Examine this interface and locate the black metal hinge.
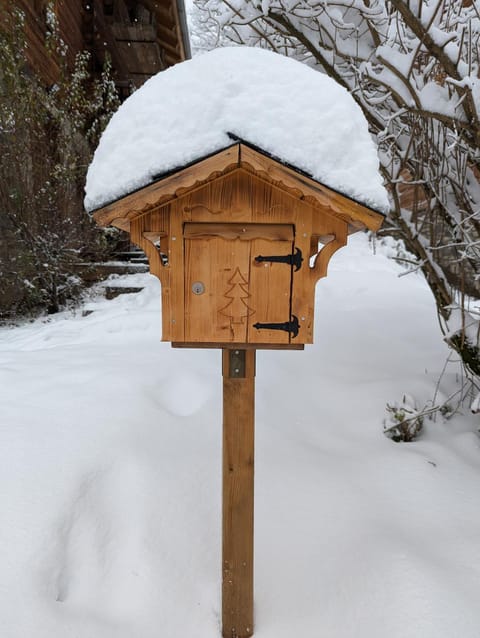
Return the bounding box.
[253,315,300,338]
[255,247,303,272]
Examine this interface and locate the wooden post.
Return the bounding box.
[222,348,256,638]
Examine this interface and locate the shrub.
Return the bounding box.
[384,395,424,443]
[0,4,119,318]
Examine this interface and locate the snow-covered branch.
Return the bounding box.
[191,0,480,384]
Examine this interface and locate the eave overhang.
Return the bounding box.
[91,141,386,233]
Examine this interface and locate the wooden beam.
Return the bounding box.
[183,222,294,241]
[169,0,188,61]
[222,349,256,638]
[156,21,180,49]
[115,40,163,75]
[111,23,157,41]
[151,2,175,26]
[172,342,304,350]
[163,51,182,67]
[158,38,180,58]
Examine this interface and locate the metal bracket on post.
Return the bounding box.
[229,349,246,378]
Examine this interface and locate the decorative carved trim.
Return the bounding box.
[218,267,256,325]
[183,204,224,216]
[310,228,348,281]
[92,144,384,234]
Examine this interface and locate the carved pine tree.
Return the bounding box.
[219,267,255,324]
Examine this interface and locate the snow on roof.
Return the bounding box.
[84,46,389,214]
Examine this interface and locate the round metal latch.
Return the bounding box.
[192,281,205,295]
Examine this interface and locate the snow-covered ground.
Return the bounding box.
[1,233,479,638]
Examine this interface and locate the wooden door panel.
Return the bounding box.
[184,236,252,342]
[184,224,295,344]
[247,238,293,344]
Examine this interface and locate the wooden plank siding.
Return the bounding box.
[1,0,190,90]
[0,0,85,84]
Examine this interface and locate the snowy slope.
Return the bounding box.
[1,234,479,638]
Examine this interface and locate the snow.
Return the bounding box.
[1,234,480,637]
[84,47,389,214]
[419,81,458,117]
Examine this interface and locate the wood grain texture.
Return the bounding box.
[125,170,351,345]
[238,144,385,231]
[4,0,82,84]
[5,0,187,91]
[183,223,294,344]
[92,146,241,227]
[93,146,384,347]
[129,205,173,339]
[222,349,256,638]
[310,225,348,282]
[171,342,304,350]
[168,199,186,342]
[248,237,293,345]
[184,235,251,342]
[92,145,384,234]
[184,222,293,241]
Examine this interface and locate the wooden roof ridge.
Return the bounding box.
[92,141,386,232]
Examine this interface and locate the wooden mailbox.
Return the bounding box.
[93,140,384,349]
[93,139,384,638]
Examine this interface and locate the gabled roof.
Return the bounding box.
[85,47,389,213]
[92,141,385,233]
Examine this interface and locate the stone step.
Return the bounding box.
[104,286,145,300]
[75,261,149,284]
[114,251,149,263]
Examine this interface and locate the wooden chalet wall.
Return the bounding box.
[0,0,190,316]
[86,0,190,94]
[1,0,190,92]
[0,1,84,84]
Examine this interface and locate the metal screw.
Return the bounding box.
[192,281,205,295]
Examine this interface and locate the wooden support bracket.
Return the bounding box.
[310,228,348,281]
